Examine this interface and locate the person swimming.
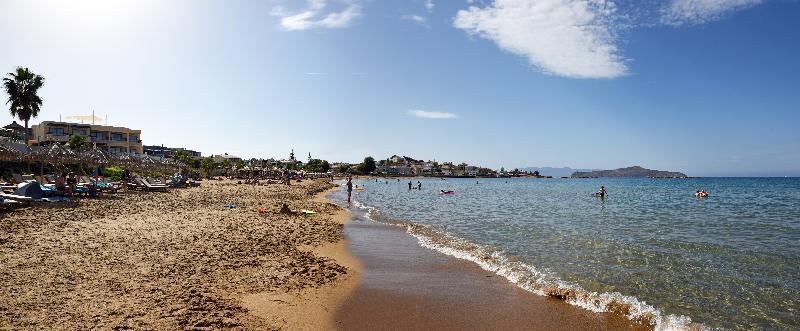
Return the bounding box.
[596,186,606,197]
[440,190,454,194]
[695,190,708,198]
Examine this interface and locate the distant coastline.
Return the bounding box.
[570,166,688,178]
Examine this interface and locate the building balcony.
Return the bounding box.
[42,134,69,142]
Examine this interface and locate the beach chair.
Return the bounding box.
[1,185,16,193]
[168,177,186,188]
[126,179,142,190]
[146,177,168,186]
[95,178,117,193]
[0,193,39,203]
[135,177,168,192]
[21,174,35,182]
[80,176,93,186]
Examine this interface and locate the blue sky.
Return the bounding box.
[1,0,798,176]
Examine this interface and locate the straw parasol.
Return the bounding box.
[114,152,135,168]
[82,148,112,167]
[30,143,77,165]
[0,141,18,161]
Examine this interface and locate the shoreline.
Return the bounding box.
[324,187,650,331]
[1,180,653,329]
[239,185,363,329]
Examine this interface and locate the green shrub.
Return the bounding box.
[104,166,123,181]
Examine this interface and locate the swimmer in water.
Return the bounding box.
[596,186,606,197]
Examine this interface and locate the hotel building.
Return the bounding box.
[30,121,143,155]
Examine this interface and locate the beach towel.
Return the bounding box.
[14,182,45,199]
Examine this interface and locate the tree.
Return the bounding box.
[201,156,215,178]
[3,67,44,145]
[334,163,351,174]
[174,150,195,168]
[304,159,331,173]
[67,134,88,151]
[358,156,376,174]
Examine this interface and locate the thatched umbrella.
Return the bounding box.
[114,152,135,169]
[30,143,76,165]
[139,154,159,175]
[0,141,21,162]
[82,148,112,168]
[27,143,76,176]
[160,157,182,179]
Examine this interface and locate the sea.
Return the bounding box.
[330,177,800,330]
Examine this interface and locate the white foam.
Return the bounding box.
[349,199,705,331]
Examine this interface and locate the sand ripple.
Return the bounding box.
[0,180,346,330]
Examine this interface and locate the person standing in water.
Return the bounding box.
[346,177,353,203]
[597,186,606,197]
[408,181,412,190]
[417,181,422,190]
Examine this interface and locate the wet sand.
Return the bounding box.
[335,212,649,331]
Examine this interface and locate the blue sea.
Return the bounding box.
[332,177,800,330]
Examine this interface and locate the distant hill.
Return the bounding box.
[521,166,598,178]
[570,166,687,178]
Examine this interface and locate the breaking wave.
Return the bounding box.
[350,199,705,331]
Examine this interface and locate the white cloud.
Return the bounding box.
[425,0,435,12]
[401,14,428,26]
[661,0,762,25]
[271,0,362,31]
[409,110,459,119]
[453,0,628,79]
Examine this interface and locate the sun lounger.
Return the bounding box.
[21,174,35,182]
[80,176,93,185]
[146,177,168,186]
[126,179,143,190]
[94,179,117,193]
[135,178,168,192]
[0,192,42,202]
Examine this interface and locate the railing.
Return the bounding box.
[43,134,70,142]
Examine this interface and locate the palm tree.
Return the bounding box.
[3,67,45,145]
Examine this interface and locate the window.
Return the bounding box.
[49,128,65,136]
[129,135,138,142]
[109,147,124,155]
[111,133,124,141]
[90,132,102,141]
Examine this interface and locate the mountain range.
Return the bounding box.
[570,166,688,178]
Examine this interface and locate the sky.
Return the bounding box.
[0,0,798,176]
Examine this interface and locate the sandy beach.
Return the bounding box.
[0,180,358,330]
[1,179,650,330]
